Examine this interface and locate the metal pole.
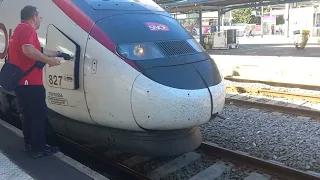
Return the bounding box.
[222,13,225,31]
[199,6,203,46]
[261,6,264,38]
[285,3,290,37]
[218,9,221,31]
[287,3,290,38]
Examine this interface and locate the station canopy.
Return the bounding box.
[157,0,312,13]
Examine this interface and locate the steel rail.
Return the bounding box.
[225,77,320,91]
[2,113,151,180]
[6,111,320,180]
[226,86,320,103]
[225,98,320,119]
[200,142,320,180]
[56,134,151,180]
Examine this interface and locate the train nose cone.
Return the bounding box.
[192,59,226,113]
[131,63,213,130]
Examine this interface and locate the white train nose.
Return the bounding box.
[131,73,213,130]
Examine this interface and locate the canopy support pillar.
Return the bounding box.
[218,9,221,31]
[199,6,204,46]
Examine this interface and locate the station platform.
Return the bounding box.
[0,119,108,180]
[209,36,320,86]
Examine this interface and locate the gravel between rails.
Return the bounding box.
[200,104,320,174]
[215,166,255,180]
[163,152,219,180]
[224,79,320,96]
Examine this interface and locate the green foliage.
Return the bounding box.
[232,6,270,24]
[276,15,285,25]
[250,16,261,24]
[232,8,253,24]
[263,6,271,12]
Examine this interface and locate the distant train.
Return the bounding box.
[0,0,226,156]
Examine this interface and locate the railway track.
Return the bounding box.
[224,77,320,91]
[73,140,320,180]
[226,86,320,103]
[4,112,320,180]
[224,77,320,119]
[225,87,320,119]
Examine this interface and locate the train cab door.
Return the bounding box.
[44,24,82,136]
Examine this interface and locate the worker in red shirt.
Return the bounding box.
[8,5,71,159]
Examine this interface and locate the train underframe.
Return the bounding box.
[0,89,203,156]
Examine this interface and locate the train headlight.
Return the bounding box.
[116,42,164,60]
[133,45,144,57]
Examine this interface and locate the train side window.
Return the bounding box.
[45,24,80,90]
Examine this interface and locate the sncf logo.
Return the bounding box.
[0,23,12,59]
[145,22,169,31]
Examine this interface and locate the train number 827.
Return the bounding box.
[48,75,62,86]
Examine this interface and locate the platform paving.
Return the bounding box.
[207,40,320,86]
[0,119,108,180]
[0,150,34,180]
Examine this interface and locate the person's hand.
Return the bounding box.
[60,52,72,60]
[57,51,72,60]
[48,58,61,67]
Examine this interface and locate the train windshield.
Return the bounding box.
[95,13,192,44]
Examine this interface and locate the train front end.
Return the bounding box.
[79,0,226,155]
[106,14,226,130]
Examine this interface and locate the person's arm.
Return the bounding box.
[42,47,60,57]
[42,47,72,60]
[19,27,60,66]
[22,45,60,66]
[22,45,52,64]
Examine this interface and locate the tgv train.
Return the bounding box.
[0,0,226,156]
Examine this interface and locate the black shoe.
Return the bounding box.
[44,145,59,155]
[29,151,47,159]
[28,145,59,159]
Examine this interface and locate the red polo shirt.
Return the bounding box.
[8,23,43,85]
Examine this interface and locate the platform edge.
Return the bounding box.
[0,119,109,180]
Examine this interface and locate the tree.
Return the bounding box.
[263,6,271,13]
[276,15,285,25]
[249,15,261,24]
[232,8,253,24]
[231,6,271,24]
